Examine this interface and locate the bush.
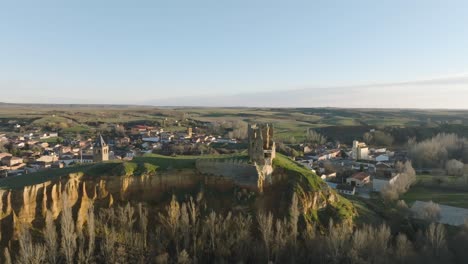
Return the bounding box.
[139,163,158,175]
[113,162,138,176]
[446,159,464,176]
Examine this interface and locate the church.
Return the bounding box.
[93,134,109,162]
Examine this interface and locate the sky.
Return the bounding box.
[1,0,468,108]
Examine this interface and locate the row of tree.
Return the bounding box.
[2,192,468,264]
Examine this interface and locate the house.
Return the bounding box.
[336,184,356,195]
[215,138,237,144]
[131,125,154,134]
[58,146,72,155]
[51,162,64,169]
[36,155,58,163]
[117,137,131,145]
[375,154,389,162]
[320,172,337,181]
[36,142,49,148]
[1,156,23,167]
[28,161,51,170]
[142,136,160,143]
[315,149,341,161]
[347,172,370,187]
[303,145,314,154]
[375,162,393,178]
[60,152,75,159]
[373,173,400,192]
[0,153,12,160]
[39,132,58,139]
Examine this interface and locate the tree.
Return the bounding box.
[305,130,326,145]
[61,192,77,264]
[394,233,414,263]
[419,201,441,222]
[17,225,47,264]
[425,223,447,258]
[446,159,464,176]
[257,212,274,261]
[381,161,416,202]
[409,133,467,168]
[363,132,373,145]
[44,210,58,264]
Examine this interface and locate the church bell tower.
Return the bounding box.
[93,134,109,162]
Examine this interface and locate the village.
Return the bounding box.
[295,138,406,198]
[0,122,237,176]
[0,118,409,201]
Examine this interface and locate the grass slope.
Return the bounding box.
[272,154,355,224]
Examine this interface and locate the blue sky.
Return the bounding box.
[1,0,468,107]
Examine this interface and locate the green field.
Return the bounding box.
[402,186,468,209]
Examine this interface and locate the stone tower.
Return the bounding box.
[187,127,193,138]
[248,123,276,165]
[93,134,109,162]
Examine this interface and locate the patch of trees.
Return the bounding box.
[113,162,158,176]
[156,143,218,156]
[363,131,394,147]
[408,133,468,171]
[207,120,248,140]
[2,193,468,263]
[304,130,326,145]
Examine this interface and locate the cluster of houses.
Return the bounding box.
[298,139,403,197]
[0,134,110,177]
[0,124,240,177]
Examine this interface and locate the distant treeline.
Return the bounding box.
[315,124,468,146]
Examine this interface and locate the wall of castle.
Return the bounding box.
[196,159,260,187]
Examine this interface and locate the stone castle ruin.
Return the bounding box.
[196,123,276,192]
[248,123,276,166]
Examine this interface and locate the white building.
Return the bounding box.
[375,154,389,162]
[372,173,400,192]
[352,140,369,160]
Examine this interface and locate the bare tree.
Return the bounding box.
[419,201,441,222]
[446,159,464,176]
[138,203,148,250]
[86,205,96,263]
[159,196,181,254]
[257,211,274,261]
[425,223,447,258]
[4,248,12,264]
[177,249,191,264]
[289,193,299,246]
[305,130,326,145]
[394,233,414,263]
[17,225,47,264]
[44,210,58,264]
[60,192,77,264]
[325,219,351,264]
[101,225,117,263]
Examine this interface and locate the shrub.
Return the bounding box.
[114,162,138,176]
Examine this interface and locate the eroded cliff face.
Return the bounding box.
[0,165,354,245]
[0,170,211,244]
[259,169,355,227]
